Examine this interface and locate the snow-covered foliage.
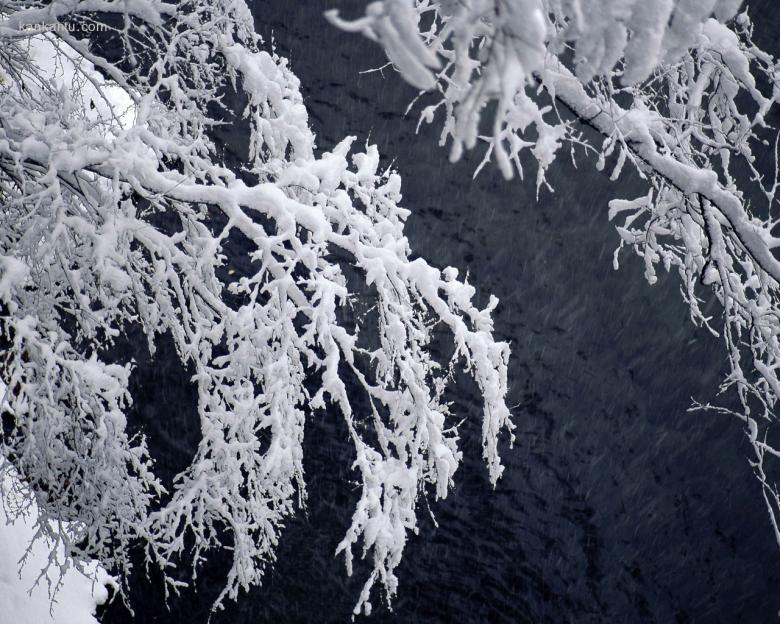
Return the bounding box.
[1,452,114,624]
[327,0,748,183]
[331,0,780,555]
[0,0,513,616]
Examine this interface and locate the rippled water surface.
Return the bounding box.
[103,2,780,622]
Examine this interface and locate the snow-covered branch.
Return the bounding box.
[331,0,780,557]
[0,0,513,615]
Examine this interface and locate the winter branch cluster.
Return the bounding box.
[0,0,512,616]
[331,0,780,573]
[0,0,779,618]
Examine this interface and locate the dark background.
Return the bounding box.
[103,2,780,622]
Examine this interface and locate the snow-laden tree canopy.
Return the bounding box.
[330,0,780,553]
[0,0,513,616]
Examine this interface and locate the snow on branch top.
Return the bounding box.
[328,0,751,182]
[328,0,745,90]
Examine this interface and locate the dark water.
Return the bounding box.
[103,2,780,622]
